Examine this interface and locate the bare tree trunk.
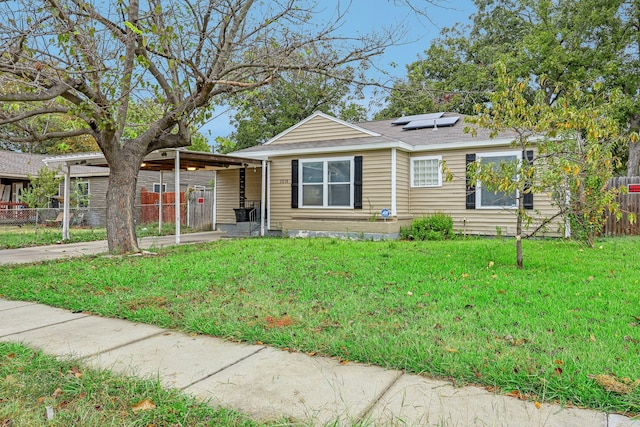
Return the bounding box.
[105,155,142,253]
[627,115,640,177]
[516,196,524,270]
[628,142,640,177]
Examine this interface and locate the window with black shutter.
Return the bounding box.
[465,153,476,209]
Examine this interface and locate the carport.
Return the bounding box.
[44,149,264,243]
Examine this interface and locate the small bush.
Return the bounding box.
[402,212,454,241]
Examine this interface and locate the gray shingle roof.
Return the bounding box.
[0,150,108,179]
[233,113,519,156]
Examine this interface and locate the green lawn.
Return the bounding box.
[2,237,639,416]
[0,342,260,426]
[0,223,193,249]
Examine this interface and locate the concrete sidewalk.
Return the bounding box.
[0,299,638,426]
[0,231,226,265]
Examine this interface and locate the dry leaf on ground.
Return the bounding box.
[132,399,156,412]
[594,374,640,395]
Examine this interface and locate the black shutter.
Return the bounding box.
[465,153,476,209]
[291,159,299,209]
[354,156,363,209]
[523,150,534,210]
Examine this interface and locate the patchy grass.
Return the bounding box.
[0,342,260,426]
[0,223,193,249]
[2,237,640,416]
[0,226,107,249]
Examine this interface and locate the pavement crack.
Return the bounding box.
[79,330,168,359]
[353,370,404,425]
[179,345,267,391]
[0,313,92,339]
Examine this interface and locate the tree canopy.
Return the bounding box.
[0,0,410,253]
[217,69,367,153]
[378,0,640,175]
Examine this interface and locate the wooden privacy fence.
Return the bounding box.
[603,176,640,236]
[187,190,213,231]
[140,189,186,225]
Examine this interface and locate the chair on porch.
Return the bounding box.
[46,212,73,226]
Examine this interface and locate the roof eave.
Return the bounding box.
[231,136,532,158]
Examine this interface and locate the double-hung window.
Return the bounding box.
[411,155,442,187]
[476,151,520,209]
[153,183,167,193]
[300,158,353,208]
[72,179,90,207]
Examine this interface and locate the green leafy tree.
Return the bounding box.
[19,167,63,232]
[0,0,404,253]
[539,87,631,246]
[219,70,367,153]
[466,64,624,268]
[381,0,640,174]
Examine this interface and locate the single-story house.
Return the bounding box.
[217,111,561,239]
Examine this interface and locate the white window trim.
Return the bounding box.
[72,178,90,208]
[475,150,521,210]
[411,155,442,188]
[299,156,354,209]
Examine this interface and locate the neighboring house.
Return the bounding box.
[218,111,560,238]
[0,150,215,226]
[0,150,55,203]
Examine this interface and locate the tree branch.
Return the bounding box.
[0,82,74,102]
[0,106,70,125]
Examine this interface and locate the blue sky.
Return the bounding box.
[203,0,476,142]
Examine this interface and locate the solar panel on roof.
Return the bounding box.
[391,112,444,126]
[402,116,460,130]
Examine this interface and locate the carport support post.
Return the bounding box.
[212,171,217,231]
[260,160,266,236]
[174,150,181,244]
[62,164,71,241]
[158,171,163,234]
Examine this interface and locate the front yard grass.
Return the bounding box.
[2,237,639,416]
[0,222,194,249]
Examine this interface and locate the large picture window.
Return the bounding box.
[476,151,520,209]
[411,156,442,187]
[300,158,353,208]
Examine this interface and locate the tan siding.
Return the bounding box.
[409,147,561,236]
[268,150,393,230]
[362,150,392,217]
[395,150,411,217]
[271,116,372,145]
[216,169,239,224]
[244,166,262,206]
[215,167,263,224]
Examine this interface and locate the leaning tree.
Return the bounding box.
[0,0,413,253]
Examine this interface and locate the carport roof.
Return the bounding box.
[44,149,262,171]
